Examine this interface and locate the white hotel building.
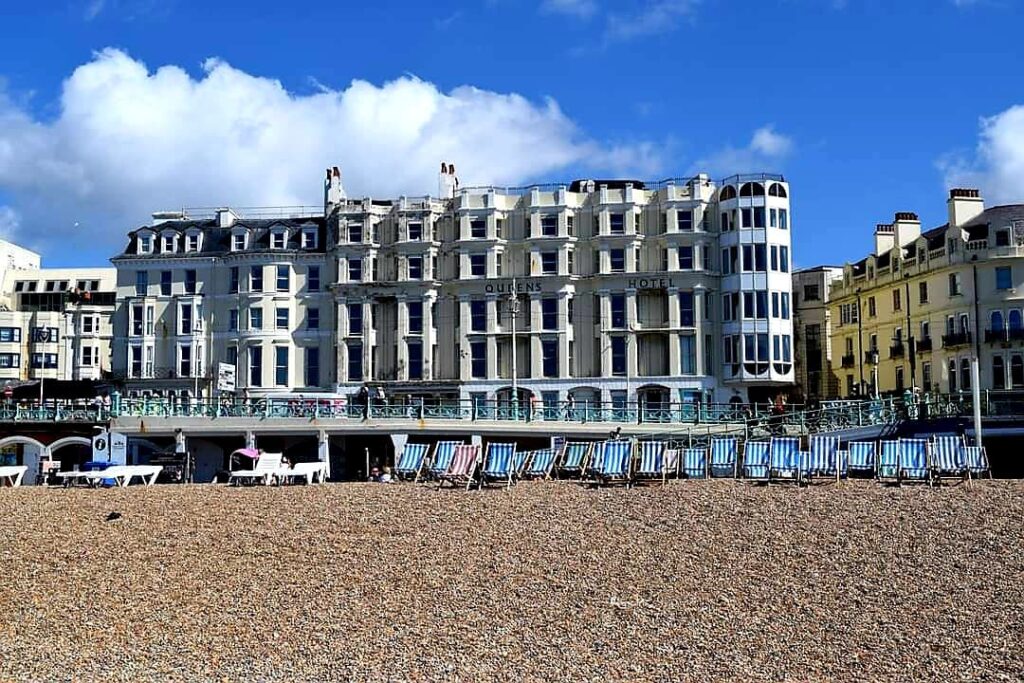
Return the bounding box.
[111,166,795,409]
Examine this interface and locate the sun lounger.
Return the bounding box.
[427,441,463,480]
[480,442,517,488]
[395,443,430,482]
[592,440,632,486]
[278,461,327,485]
[964,445,990,479]
[522,448,557,479]
[438,444,480,490]
[769,437,801,482]
[56,467,112,487]
[101,465,163,487]
[847,441,876,476]
[633,441,666,483]
[0,465,27,487]
[878,440,900,482]
[899,438,930,484]
[931,435,966,484]
[804,435,841,483]
[742,441,770,480]
[559,442,592,479]
[709,437,738,478]
[229,452,283,486]
[681,447,707,479]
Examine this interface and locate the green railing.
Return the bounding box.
[0,405,110,422]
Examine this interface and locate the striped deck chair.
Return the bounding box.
[847,441,876,476]
[964,445,990,480]
[593,440,633,486]
[559,442,592,479]
[634,441,666,483]
[663,448,680,480]
[480,442,517,488]
[395,443,430,482]
[438,444,481,490]
[769,436,801,482]
[878,440,900,482]
[742,441,770,480]
[931,435,966,484]
[803,435,841,483]
[427,441,463,480]
[898,438,930,484]
[709,437,738,478]
[681,447,707,479]
[513,449,531,478]
[522,448,557,479]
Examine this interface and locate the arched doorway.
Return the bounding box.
[637,384,672,422]
[494,386,534,419]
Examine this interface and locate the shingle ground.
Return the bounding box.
[1,480,1021,682]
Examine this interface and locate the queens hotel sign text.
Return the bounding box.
[483,277,676,295]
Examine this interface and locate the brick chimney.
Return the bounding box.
[874,223,895,256]
[892,211,921,249]
[947,188,984,228]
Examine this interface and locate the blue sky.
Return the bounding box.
[0,0,1022,267]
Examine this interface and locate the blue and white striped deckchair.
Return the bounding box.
[769,436,801,481]
[395,443,430,481]
[899,438,930,484]
[559,442,592,478]
[709,437,738,478]
[481,442,517,488]
[523,448,557,479]
[663,448,680,480]
[878,440,900,482]
[594,440,633,485]
[742,441,770,480]
[513,449,531,477]
[804,435,841,482]
[427,441,463,480]
[964,445,990,479]
[634,441,666,482]
[931,435,966,483]
[681,447,707,479]
[847,441,876,475]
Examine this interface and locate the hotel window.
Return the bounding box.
[678,246,694,270]
[923,361,932,390]
[470,340,487,378]
[348,258,363,282]
[81,315,96,334]
[305,347,319,386]
[179,345,192,377]
[348,304,363,335]
[680,336,696,374]
[408,301,423,334]
[470,300,487,332]
[611,294,626,329]
[610,213,625,235]
[276,265,290,292]
[567,215,574,236]
[184,269,197,294]
[250,266,264,292]
[408,341,423,380]
[343,341,361,379]
[567,248,574,275]
[129,346,143,377]
[135,270,148,296]
[145,306,154,335]
[162,234,176,253]
[779,246,789,273]
[228,309,239,332]
[960,358,971,390]
[249,346,263,387]
[679,292,695,326]
[159,271,172,296]
[541,252,558,275]
[30,353,57,369]
[308,266,320,291]
[307,307,320,330]
[470,254,486,277]
[229,267,239,294]
[0,327,20,342]
[921,320,930,341]
[677,210,693,231]
[778,209,789,230]
[949,272,962,296]
[274,347,289,386]
[611,337,627,376]
[344,223,360,243]
[868,296,876,317]
[232,233,246,251]
[185,233,200,252]
[470,218,486,239]
[0,352,19,369]
[179,303,193,335]
[138,234,153,254]
[781,292,790,320]
[250,307,263,331]
[541,214,557,236]
[610,249,625,273]
[772,292,780,318]
[919,281,929,303]
[542,298,558,330]
[996,266,1012,290]
[753,207,765,228]
[542,339,558,378]
[275,307,289,330]
[407,222,423,241]
[408,256,423,280]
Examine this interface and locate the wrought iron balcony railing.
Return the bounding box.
[942,332,973,348]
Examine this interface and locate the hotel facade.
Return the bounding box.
[111,166,796,409]
[827,189,1024,398]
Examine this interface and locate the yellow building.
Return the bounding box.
[828,189,1024,398]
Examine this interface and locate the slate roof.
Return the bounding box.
[115,216,327,259]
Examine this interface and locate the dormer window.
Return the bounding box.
[184,232,201,253]
[137,233,154,254]
[270,229,287,250]
[231,231,247,252]
[301,228,318,249]
[161,233,177,253]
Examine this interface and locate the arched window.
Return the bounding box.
[1010,309,1023,330]
[768,183,788,198]
[739,182,765,197]
[1013,355,1024,387]
[719,185,737,201]
[993,356,1006,390]
[960,358,971,390]
[992,310,1005,332]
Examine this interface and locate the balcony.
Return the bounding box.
[889,342,905,359]
[841,353,856,369]
[942,332,972,348]
[916,337,933,353]
[985,328,1024,344]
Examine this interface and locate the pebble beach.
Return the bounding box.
[1,480,1022,682]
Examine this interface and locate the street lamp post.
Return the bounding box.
[509,278,520,417]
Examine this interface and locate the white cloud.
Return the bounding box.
[0,48,664,259]
[541,0,598,18]
[693,125,795,177]
[604,0,699,43]
[941,104,1024,204]
[0,207,19,239]
[83,0,106,20]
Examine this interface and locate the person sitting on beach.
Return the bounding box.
[379,466,393,484]
[369,466,380,482]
